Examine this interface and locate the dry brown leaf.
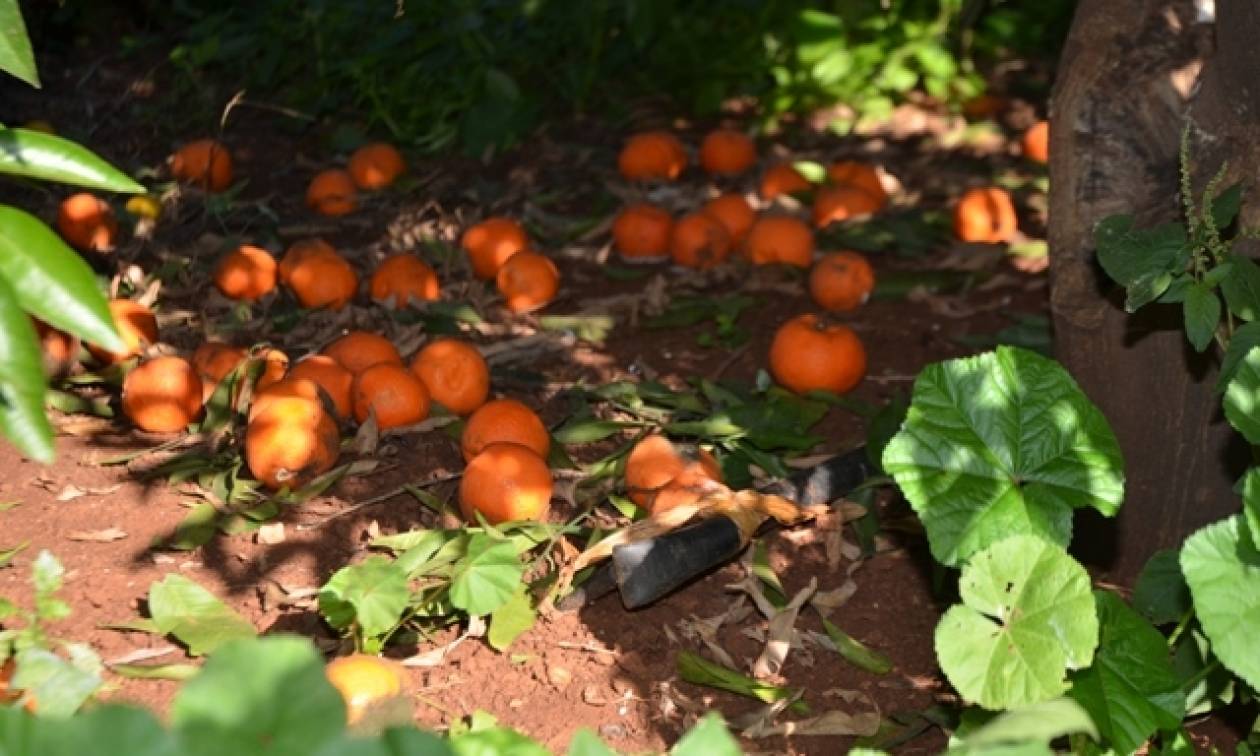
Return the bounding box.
[67,527,127,542]
[810,581,858,618]
[56,483,122,502]
[106,646,179,666]
[752,577,817,680]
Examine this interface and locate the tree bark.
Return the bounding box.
[1049,0,1260,581]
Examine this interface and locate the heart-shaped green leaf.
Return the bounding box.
[1180,515,1260,689]
[449,534,525,616]
[1223,345,1260,443]
[318,555,409,651]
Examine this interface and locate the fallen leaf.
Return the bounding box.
[56,483,122,502]
[810,581,858,618]
[106,646,179,666]
[67,527,127,542]
[753,577,817,680]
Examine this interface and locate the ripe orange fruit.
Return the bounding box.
[699,129,756,176]
[812,184,884,228]
[213,244,277,301]
[57,193,117,252]
[279,239,338,285]
[288,355,354,419]
[286,250,358,310]
[248,377,329,423]
[409,338,489,416]
[323,332,402,375]
[1022,120,1049,164]
[612,204,673,262]
[192,341,247,402]
[954,187,1018,244]
[460,398,549,463]
[760,163,812,201]
[348,143,406,190]
[170,139,233,192]
[245,392,340,490]
[306,169,358,216]
[809,252,876,312]
[122,356,204,433]
[670,212,732,270]
[745,215,814,268]
[89,299,158,364]
[825,161,887,207]
[369,255,440,308]
[496,250,559,313]
[325,655,405,726]
[618,131,688,182]
[702,193,755,246]
[650,453,725,514]
[461,217,529,280]
[624,434,687,507]
[33,318,79,379]
[459,442,552,525]
[769,313,866,395]
[352,363,430,428]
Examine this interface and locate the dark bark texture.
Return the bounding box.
[1049,0,1260,580]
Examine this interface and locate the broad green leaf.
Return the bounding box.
[148,574,256,656]
[163,502,219,550]
[1215,321,1260,392]
[1125,272,1172,313]
[935,535,1098,709]
[1223,345,1260,443]
[567,729,618,756]
[1212,183,1243,230]
[1092,216,1185,288]
[1182,283,1220,352]
[1068,591,1184,753]
[0,0,38,87]
[318,556,409,650]
[951,698,1097,754]
[0,129,144,192]
[1132,549,1190,625]
[0,273,52,462]
[0,704,177,756]
[552,418,639,445]
[1171,626,1234,716]
[1220,254,1260,322]
[487,584,536,651]
[0,206,125,353]
[172,636,345,756]
[882,347,1125,566]
[1243,468,1260,548]
[1180,515,1260,689]
[11,646,102,717]
[449,726,549,756]
[448,534,526,616]
[671,713,741,756]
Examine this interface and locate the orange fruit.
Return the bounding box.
[191,341,247,402]
[649,453,725,514]
[702,193,755,246]
[809,252,876,312]
[122,355,204,433]
[461,217,529,280]
[56,193,117,252]
[33,318,79,379]
[248,377,329,423]
[825,161,887,206]
[88,299,158,364]
[624,434,687,507]
[460,398,549,463]
[369,255,440,308]
[1022,120,1049,164]
[288,355,354,419]
[496,250,559,313]
[255,348,290,391]
[348,142,406,190]
[618,131,688,182]
[459,442,552,525]
[169,139,233,192]
[409,338,489,416]
[769,313,866,395]
[699,129,756,176]
[325,655,404,726]
[213,244,278,301]
[760,163,812,201]
[812,184,884,228]
[670,212,732,270]
[745,215,814,268]
[954,187,1018,244]
[611,204,673,262]
[306,169,358,216]
[245,393,340,490]
[323,332,402,375]
[352,363,430,428]
[278,239,338,285]
[286,250,358,310]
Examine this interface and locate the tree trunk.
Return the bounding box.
[1048,0,1260,581]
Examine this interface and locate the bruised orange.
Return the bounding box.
[287,355,354,419]
[286,250,358,310]
[618,131,688,182]
[459,442,552,525]
[812,184,884,228]
[245,392,340,490]
[624,434,723,512]
[760,163,811,201]
[213,244,278,301]
[192,341,247,402]
[460,398,549,463]
[1022,120,1049,164]
[89,299,158,364]
[306,169,358,216]
[612,204,673,262]
[461,217,529,280]
[170,139,233,192]
[954,187,1018,244]
[825,161,886,206]
[323,332,402,375]
[809,252,876,312]
[57,193,117,252]
[702,193,755,246]
[369,255,440,308]
[769,313,866,395]
[352,363,430,428]
[409,338,489,416]
[278,239,338,285]
[496,250,559,313]
[745,215,814,268]
[699,129,756,176]
[122,356,204,433]
[348,142,406,190]
[325,655,405,726]
[670,212,732,270]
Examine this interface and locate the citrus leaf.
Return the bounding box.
[950,698,1098,754]
[448,534,525,616]
[552,418,640,445]
[318,555,409,650]
[147,574,256,656]
[171,636,345,756]
[0,206,125,353]
[0,272,53,462]
[882,346,1124,566]
[1223,345,1260,444]
[1215,321,1260,392]
[1179,515,1260,690]
[671,712,742,756]
[0,128,144,192]
[11,646,103,717]
[1182,283,1220,352]
[1068,591,1184,754]
[0,0,38,87]
[1132,548,1191,626]
[935,535,1098,710]
[820,618,891,674]
[1220,254,1260,322]
[1092,216,1185,289]
[487,584,536,651]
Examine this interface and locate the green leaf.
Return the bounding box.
[951,698,1098,753]
[1216,321,1260,392]
[487,584,536,651]
[1244,468,1260,548]
[1156,274,1193,304]
[448,534,526,616]
[670,712,741,756]
[935,535,1098,709]
[676,650,807,713]
[0,273,53,462]
[1180,515,1260,689]
[1221,254,1260,322]
[0,128,145,192]
[0,0,38,87]
[820,618,891,674]
[1068,591,1184,753]
[10,646,103,717]
[552,418,639,445]
[171,636,346,756]
[1132,548,1191,625]
[318,556,410,650]
[567,729,618,756]
[163,502,220,550]
[1223,346,1260,443]
[1212,183,1243,230]
[0,704,178,756]
[0,206,126,353]
[109,662,200,680]
[1126,272,1172,313]
[450,727,549,756]
[1172,626,1234,716]
[1092,216,1186,288]
[882,346,1125,566]
[1182,283,1221,352]
[148,574,256,656]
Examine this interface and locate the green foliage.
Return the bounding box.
[0,0,38,86]
[1132,549,1191,626]
[1179,515,1260,690]
[1224,346,1260,443]
[319,556,411,653]
[0,129,144,192]
[147,574,256,656]
[948,698,1098,755]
